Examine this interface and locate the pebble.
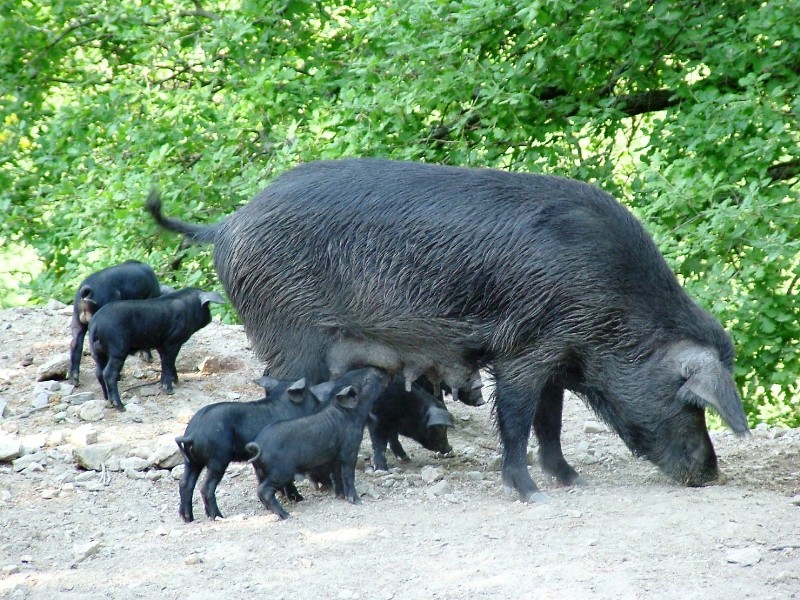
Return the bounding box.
[79,400,106,422]
[36,353,71,381]
[2,564,20,575]
[789,495,800,506]
[31,393,50,409]
[73,540,101,563]
[185,554,204,565]
[427,480,452,497]
[584,420,608,434]
[0,434,22,462]
[420,465,443,484]
[147,434,183,469]
[70,425,98,447]
[64,392,95,405]
[726,546,762,566]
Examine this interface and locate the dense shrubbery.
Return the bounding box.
[1,0,797,424]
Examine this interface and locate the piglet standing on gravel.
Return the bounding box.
[68,260,166,386]
[246,367,390,520]
[88,287,225,410]
[369,375,455,471]
[175,375,325,522]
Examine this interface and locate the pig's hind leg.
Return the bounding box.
[533,383,585,486]
[256,480,291,520]
[199,463,228,520]
[178,461,202,522]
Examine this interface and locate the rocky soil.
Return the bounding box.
[0,303,798,600]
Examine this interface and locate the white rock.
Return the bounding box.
[21,433,47,453]
[584,420,608,434]
[31,393,50,409]
[70,425,98,447]
[79,401,106,422]
[73,541,101,563]
[13,452,47,471]
[148,434,183,469]
[73,443,127,471]
[120,457,151,472]
[171,464,185,480]
[64,392,95,405]
[0,434,22,462]
[427,480,452,497]
[184,554,204,565]
[36,353,71,382]
[726,547,762,566]
[420,465,443,484]
[45,299,67,311]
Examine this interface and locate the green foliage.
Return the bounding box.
[1,0,797,424]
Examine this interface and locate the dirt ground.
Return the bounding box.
[0,303,798,600]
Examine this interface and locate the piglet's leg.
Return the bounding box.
[103,357,127,410]
[257,481,290,520]
[200,467,226,520]
[178,461,201,523]
[156,346,180,394]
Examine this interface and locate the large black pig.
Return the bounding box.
[147,158,750,502]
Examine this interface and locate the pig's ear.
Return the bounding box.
[286,378,307,402]
[426,406,455,428]
[253,375,281,394]
[670,344,750,435]
[310,381,336,403]
[199,291,226,306]
[334,385,358,409]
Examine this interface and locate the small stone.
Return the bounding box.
[64,392,95,406]
[0,434,23,462]
[420,466,442,484]
[73,442,126,471]
[171,464,185,480]
[789,495,800,506]
[19,555,32,564]
[2,564,20,575]
[13,452,47,472]
[427,480,452,497]
[726,547,762,566]
[70,425,98,447]
[21,433,47,453]
[36,353,71,382]
[41,489,57,499]
[125,468,147,480]
[0,398,7,418]
[185,554,204,565]
[79,401,106,422]
[147,434,183,469]
[20,355,34,367]
[145,470,164,481]
[198,356,243,374]
[31,393,50,409]
[465,471,484,481]
[584,420,608,434]
[39,381,61,392]
[120,457,151,472]
[360,484,381,500]
[73,541,101,563]
[45,299,67,311]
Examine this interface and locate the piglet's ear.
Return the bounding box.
[426,406,455,428]
[199,291,226,306]
[287,378,307,403]
[253,375,281,394]
[334,385,358,409]
[310,381,336,403]
[671,344,750,435]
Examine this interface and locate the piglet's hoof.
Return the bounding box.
[112,402,126,412]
